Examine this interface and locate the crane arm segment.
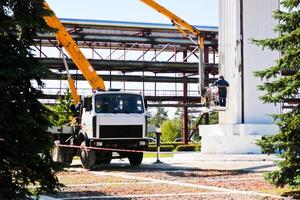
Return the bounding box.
[140,0,205,95]
[43,2,105,92]
[139,0,203,47]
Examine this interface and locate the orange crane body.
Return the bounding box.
[43,2,106,104]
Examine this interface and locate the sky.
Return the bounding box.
[46,0,218,26]
[44,0,219,118]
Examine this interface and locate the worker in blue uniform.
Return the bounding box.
[214,75,229,107]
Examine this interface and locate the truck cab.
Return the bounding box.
[81,91,148,148]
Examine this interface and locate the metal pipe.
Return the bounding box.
[198,44,205,96]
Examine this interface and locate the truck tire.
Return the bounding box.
[96,151,112,165]
[51,140,73,165]
[80,142,96,169]
[128,152,143,166]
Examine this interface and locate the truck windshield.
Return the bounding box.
[95,94,144,114]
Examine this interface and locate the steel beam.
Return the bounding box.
[36,33,214,48]
[39,57,218,74]
[40,94,201,103]
[46,73,199,83]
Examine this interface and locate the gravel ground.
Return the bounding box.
[127,170,275,192]
[45,168,284,200]
[41,153,288,200]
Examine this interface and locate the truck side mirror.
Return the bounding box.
[144,99,148,109]
[83,97,92,112]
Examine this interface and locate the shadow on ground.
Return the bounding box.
[46,191,131,200]
[70,161,259,179]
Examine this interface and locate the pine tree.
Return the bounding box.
[49,89,75,126]
[254,0,300,187]
[0,0,62,198]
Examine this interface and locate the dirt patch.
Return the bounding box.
[57,171,131,185]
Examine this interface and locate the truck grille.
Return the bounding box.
[99,125,143,138]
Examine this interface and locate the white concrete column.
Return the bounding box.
[200,0,280,154]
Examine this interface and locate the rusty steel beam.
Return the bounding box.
[46,73,199,83]
[40,94,201,103]
[39,57,218,74]
[36,33,214,49]
[147,103,204,107]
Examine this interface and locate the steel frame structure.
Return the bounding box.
[35,18,218,98]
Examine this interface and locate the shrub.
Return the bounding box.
[147,145,175,152]
[175,144,200,151]
[160,142,183,148]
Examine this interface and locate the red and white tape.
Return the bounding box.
[57,144,153,153]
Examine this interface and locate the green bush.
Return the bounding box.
[175,144,200,151]
[161,142,182,148]
[147,145,175,152]
[161,119,181,142]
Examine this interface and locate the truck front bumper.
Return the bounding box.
[89,138,149,150]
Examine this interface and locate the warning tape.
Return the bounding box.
[57,144,152,153]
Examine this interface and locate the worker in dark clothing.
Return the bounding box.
[214,75,229,107]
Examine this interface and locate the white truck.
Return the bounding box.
[50,91,149,169]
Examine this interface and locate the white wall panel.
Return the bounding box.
[243,0,280,123]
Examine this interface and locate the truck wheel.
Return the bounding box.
[96,151,112,165]
[102,152,112,164]
[80,142,96,169]
[51,140,73,164]
[128,152,143,166]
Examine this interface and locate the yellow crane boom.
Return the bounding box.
[140,0,205,95]
[43,2,106,105]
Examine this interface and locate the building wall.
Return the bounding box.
[218,0,280,124]
[242,0,280,123]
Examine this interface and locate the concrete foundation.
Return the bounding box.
[199,124,279,154]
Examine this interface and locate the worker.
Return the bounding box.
[214,75,229,107]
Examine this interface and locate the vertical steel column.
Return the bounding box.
[213,49,216,64]
[39,39,42,57]
[203,46,209,124]
[92,43,94,59]
[123,72,126,91]
[182,50,188,144]
[174,45,177,96]
[204,46,209,64]
[142,71,145,96]
[109,42,112,89]
[154,73,157,97]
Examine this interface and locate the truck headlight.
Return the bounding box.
[139,141,146,146]
[96,141,103,146]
